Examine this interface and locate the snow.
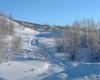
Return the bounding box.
[0,60,65,80]
[20,29,100,80]
[65,62,100,80]
[0,61,50,80]
[1,17,100,80]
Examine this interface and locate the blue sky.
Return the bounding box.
[0,0,100,25]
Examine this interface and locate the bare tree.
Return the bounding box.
[66,24,80,60]
[54,31,65,52]
[55,23,80,61]
[0,38,6,61]
[0,13,22,61]
[87,33,98,61]
[11,36,22,59]
[80,19,99,61]
[0,13,8,61]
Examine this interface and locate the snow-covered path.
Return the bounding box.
[0,61,50,80]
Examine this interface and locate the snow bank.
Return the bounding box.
[0,61,50,80]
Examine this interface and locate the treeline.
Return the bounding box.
[55,19,100,62]
[0,13,22,61]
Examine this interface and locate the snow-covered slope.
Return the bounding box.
[1,16,100,80]
[0,61,50,80]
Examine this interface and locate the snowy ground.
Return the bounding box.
[0,60,65,80]
[0,19,100,80]
[1,60,100,80]
[0,61,50,80]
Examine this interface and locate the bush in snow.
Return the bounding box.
[0,13,22,61]
[55,19,100,62]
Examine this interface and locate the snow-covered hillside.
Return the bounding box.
[0,17,100,80]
